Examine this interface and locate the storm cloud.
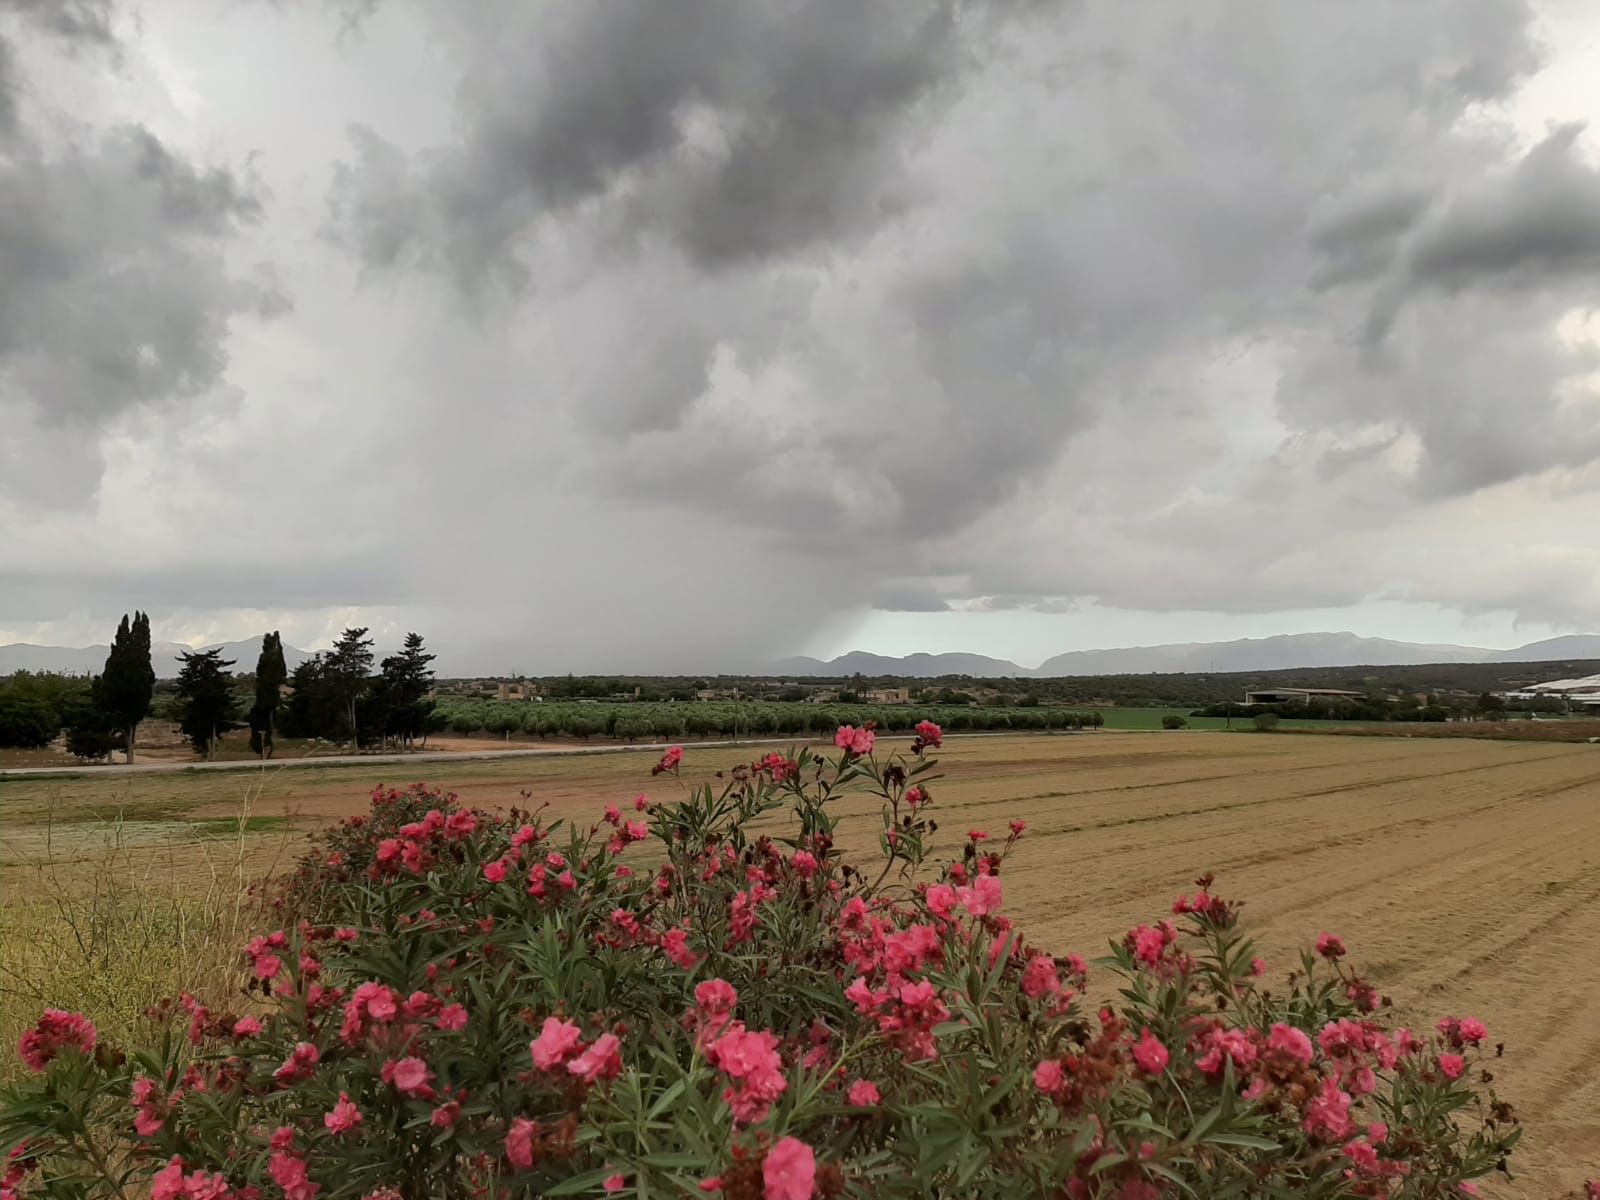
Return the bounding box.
[0,0,273,506]
[2,0,1599,670]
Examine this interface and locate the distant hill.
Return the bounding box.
[1032,632,1495,676]
[771,632,1600,678]
[0,637,313,680]
[1486,635,1600,661]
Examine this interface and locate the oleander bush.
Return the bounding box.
[1,724,1540,1199]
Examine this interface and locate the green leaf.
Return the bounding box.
[1205,1133,1283,1151]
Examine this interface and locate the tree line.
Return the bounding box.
[0,620,438,761]
[431,696,1108,742]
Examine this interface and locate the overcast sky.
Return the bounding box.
[3,0,1600,673]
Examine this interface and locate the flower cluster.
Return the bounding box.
[0,734,1529,1200]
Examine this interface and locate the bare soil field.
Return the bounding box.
[3,731,1597,1192]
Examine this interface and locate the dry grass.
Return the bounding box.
[0,785,297,1082]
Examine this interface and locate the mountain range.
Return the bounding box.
[6,630,1600,681]
[0,638,313,680]
[770,632,1600,678]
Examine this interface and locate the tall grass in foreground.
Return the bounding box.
[0,785,293,1081]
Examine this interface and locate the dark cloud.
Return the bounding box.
[329,1,1001,279]
[1409,123,1600,287]
[0,4,276,506]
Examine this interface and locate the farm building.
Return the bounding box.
[865,687,911,704]
[1242,686,1369,705]
[1502,673,1600,712]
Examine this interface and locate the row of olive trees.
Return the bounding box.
[431,698,1106,742]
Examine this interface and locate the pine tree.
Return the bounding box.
[280,654,337,740]
[174,649,240,759]
[326,627,375,746]
[100,611,155,763]
[249,632,288,758]
[379,632,436,750]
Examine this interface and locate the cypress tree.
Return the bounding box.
[101,611,155,763]
[249,631,288,758]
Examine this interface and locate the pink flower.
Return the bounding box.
[1439,1053,1466,1081]
[506,1117,538,1170]
[1195,1028,1257,1077]
[652,746,684,775]
[707,1025,788,1124]
[603,1175,626,1193]
[1267,1023,1315,1067]
[232,1016,263,1038]
[434,1003,468,1032]
[790,850,818,877]
[482,860,507,883]
[833,725,875,756]
[568,1033,623,1084]
[384,1056,433,1097]
[273,1041,320,1086]
[847,1079,881,1106]
[1316,932,1346,960]
[625,820,649,842]
[957,873,1003,917]
[661,928,700,970]
[635,794,649,811]
[334,927,359,942]
[134,1102,167,1138]
[967,829,989,842]
[1303,1076,1355,1142]
[914,720,943,749]
[324,1092,363,1135]
[904,786,927,810]
[695,979,737,1013]
[20,1011,99,1075]
[430,1101,461,1129]
[268,1146,319,1200]
[1132,1028,1169,1074]
[1021,955,1060,999]
[1250,956,1266,977]
[530,1017,584,1070]
[151,1158,186,1200]
[604,804,622,826]
[1438,1016,1488,1047]
[1034,1059,1065,1094]
[1008,819,1027,837]
[1344,1139,1380,1170]
[762,1137,815,1200]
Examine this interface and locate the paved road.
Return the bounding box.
[0,738,795,779]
